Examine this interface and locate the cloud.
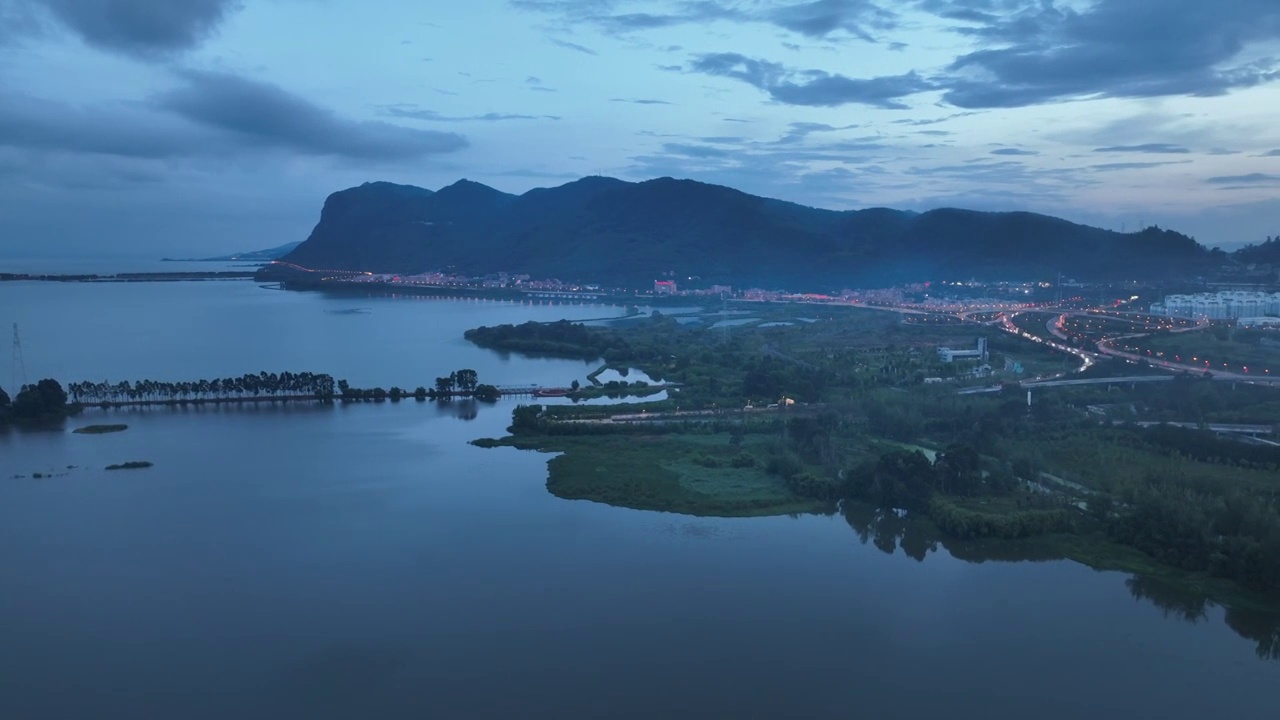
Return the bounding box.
[610,97,673,105]
[661,143,734,158]
[892,112,979,126]
[1206,173,1280,185]
[1094,143,1191,154]
[382,106,561,122]
[1090,161,1192,172]
[775,121,860,144]
[0,87,207,158]
[990,148,1037,156]
[154,70,468,159]
[30,0,244,58]
[689,52,932,108]
[549,37,597,55]
[1262,149,1280,156]
[514,0,898,41]
[767,0,898,40]
[933,0,1280,108]
[1049,111,1269,157]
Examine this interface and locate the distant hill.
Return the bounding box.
[166,241,301,263]
[1234,237,1280,266]
[262,176,1217,288]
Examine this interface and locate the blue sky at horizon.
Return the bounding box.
[1,0,1279,259]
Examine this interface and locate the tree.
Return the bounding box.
[0,386,9,409]
[12,379,69,420]
[935,442,982,496]
[455,369,479,392]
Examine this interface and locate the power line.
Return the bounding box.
[12,323,27,394]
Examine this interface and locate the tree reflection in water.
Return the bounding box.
[840,500,1280,662]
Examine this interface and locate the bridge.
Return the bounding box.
[1024,375,1175,389]
[1130,421,1276,436]
[493,385,572,397]
[960,374,1182,395]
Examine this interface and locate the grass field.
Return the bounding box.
[1000,428,1280,494]
[481,432,823,517]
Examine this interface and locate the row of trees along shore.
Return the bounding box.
[58,369,499,407]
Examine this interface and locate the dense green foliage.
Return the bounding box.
[69,372,337,403]
[481,305,1280,604]
[1,379,73,424]
[1233,236,1280,266]
[466,320,631,360]
[264,176,1215,287]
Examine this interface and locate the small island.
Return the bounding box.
[73,424,128,434]
[106,461,153,471]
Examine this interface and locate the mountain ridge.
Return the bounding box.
[267,175,1216,288]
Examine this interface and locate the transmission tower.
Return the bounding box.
[11,323,27,394]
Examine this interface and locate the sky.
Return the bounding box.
[1,0,1279,261]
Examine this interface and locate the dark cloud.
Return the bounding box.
[154,70,468,159]
[1206,173,1280,185]
[383,106,561,122]
[549,37,598,55]
[991,148,1037,156]
[514,0,897,41]
[689,52,932,108]
[1090,161,1192,172]
[34,0,244,58]
[1094,144,1191,154]
[1262,149,1280,156]
[934,0,1280,108]
[766,0,898,40]
[0,87,205,158]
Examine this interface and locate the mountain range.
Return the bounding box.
[261,176,1219,289]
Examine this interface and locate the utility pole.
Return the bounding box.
[12,323,27,395]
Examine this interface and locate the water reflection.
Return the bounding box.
[840,500,1280,662]
[1126,576,1209,623]
[433,398,480,421]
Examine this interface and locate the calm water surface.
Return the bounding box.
[1,281,1277,719]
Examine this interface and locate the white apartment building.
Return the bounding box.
[1151,292,1280,320]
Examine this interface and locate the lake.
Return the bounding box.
[2,280,1277,719]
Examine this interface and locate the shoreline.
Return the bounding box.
[1,271,258,283]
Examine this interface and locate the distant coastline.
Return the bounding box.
[0,271,257,283]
